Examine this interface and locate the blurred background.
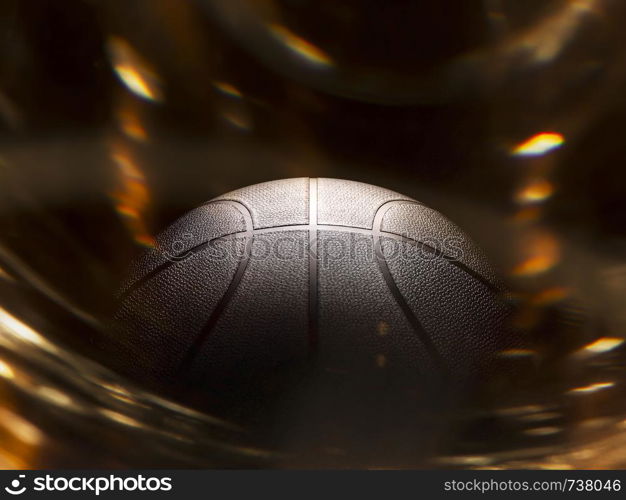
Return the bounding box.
[0,0,625,468]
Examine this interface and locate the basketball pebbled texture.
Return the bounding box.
[111,178,519,425]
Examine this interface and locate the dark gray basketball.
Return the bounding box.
[112,178,516,424]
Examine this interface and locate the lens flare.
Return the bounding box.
[569,382,615,395]
[213,81,243,99]
[99,409,143,429]
[496,405,546,417]
[0,307,47,347]
[512,232,561,276]
[222,108,252,131]
[524,427,562,437]
[110,144,154,248]
[0,407,43,446]
[512,0,599,64]
[513,206,543,223]
[513,133,565,157]
[0,358,14,379]
[0,265,14,282]
[580,338,625,354]
[531,287,571,305]
[36,386,77,411]
[516,178,555,204]
[107,36,163,102]
[117,108,148,142]
[269,24,333,68]
[498,348,538,359]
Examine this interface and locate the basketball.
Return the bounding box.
[111,177,517,434]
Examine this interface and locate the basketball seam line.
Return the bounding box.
[373,201,447,372]
[120,217,500,302]
[308,178,319,351]
[192,198,499,294]
[177,200,254,373]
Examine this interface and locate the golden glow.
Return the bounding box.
[513,133,565,157]
[530,0,598,63]
[100,409,142,428]
[496,405,544,417]
[107,36,163,102]
[513,255,554,276]
[580,337,624,354]
[435,455,493,467]
[110,145,155,248]
[516,178,554,204]
[524,427,562,437]
[578,417,614,430]
[114,67,159,101]
[112,151,144,180]
[512,232,560,277]
[222,109,251,131]
[37,386,76,410]
[0,307,46,347]
[513,206,542,223]
[0,358,14,379]
[0,265,13,282]
[134,234,155,247]
[117,109,148,142]
[569,382,615,395]
[539,464,574,471]
[214,81,243,99]
[101,382,133,398]
[0,449,25,469]
[531,287,571,305]
[148,394,240,430]
[0,407,43,445]
[270,24,332,67]
[513,256,556,276]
